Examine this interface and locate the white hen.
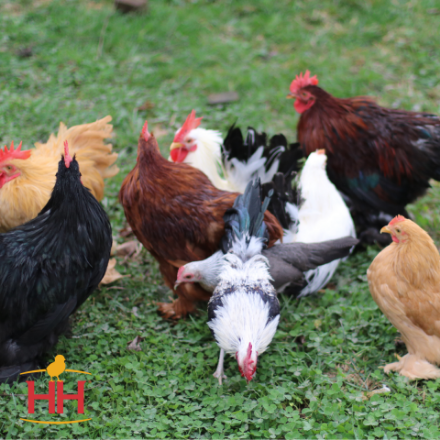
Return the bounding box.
[293,150,356,296]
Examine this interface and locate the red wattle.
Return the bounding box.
[170,148,189,163]
[294,99,315,114]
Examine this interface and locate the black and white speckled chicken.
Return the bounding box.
[203,179,280,384]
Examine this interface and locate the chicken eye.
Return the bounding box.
[5,166,12,171]
[185,274,192,279]
[396,228,401,233]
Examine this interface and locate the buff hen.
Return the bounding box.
[0,116,118,232]
[367,215,440,379]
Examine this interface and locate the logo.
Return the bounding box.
[20,355,92,425]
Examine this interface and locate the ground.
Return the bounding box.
[1,0,440,438]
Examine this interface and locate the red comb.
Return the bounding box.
[389,215,406,226]
[0,141,31,163]
[173,110,202,143]
[243,342,255,380]
[64,140,73,168]
[289,70,319,94]
[141,121,150,142]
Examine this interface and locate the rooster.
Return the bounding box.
[367,216,440,380]
[0,116,118,232]
[119,121,283,319]
[169,110,302,193]
[207,180,280,385]
[287,71,440,229]
[0,143,112,383]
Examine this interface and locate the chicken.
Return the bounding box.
[0,143,112,383]
[0,116,118,232]
[169,110,302,193]
[207,180,280,384]
[290,150,356,295]
[367,215,440,380]
[177,150,357,297]
[119,121,283,319]
[46,355,66,381]
[176,236,358,294]
[261,150,356,295]
[287,71,440,241]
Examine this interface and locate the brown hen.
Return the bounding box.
[367,215,440,379]
[119,121,283,319]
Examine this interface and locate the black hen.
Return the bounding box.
[0,144,112,383]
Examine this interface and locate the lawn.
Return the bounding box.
[1,0,440,438]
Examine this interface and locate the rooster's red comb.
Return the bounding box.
[0,141,31,163]
[173,110,202,143]
[243,342,256,382]
[64,140,73,168]
[389,215,407,226]
[289,70,319,95]
[141,121,150,142]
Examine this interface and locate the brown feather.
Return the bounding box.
[119,130,283,319]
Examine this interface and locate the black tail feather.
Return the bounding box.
[262,172,301,231]
[222,126,304,177]
[221,179,272,253]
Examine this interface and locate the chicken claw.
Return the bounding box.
[384,354,440,380]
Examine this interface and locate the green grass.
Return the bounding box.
[1,0,440,438]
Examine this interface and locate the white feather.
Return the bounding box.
[172,128,281,193]
[293,152,356,297]
[177,145,356,297]
[171,128,231,191]
[208,254,279,363]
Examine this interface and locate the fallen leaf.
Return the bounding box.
[115,0,148,14]
[137,100,155,111]
[208,91,239,105]
[127,335,144,351]
[120,225,133,238]
[111,241,142,259]
[362,385,391,400]
[110,240,118,255]
[100,258,129,285]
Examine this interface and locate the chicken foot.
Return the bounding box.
[213,348,227,385]
[384,353,440,380]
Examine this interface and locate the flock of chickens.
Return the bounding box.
[2,71,440,385]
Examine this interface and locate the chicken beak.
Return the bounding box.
[170,142,183,151]
[380,225,392,235]
[286,93,296,99]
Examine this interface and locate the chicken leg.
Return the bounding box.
[384,354,440,380]
[213,349,227,385]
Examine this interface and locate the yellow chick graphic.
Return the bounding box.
[46,355,66,381]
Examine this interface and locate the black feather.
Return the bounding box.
[0,154,112,382]
[220,179,272,254]
[222,126,304,176]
